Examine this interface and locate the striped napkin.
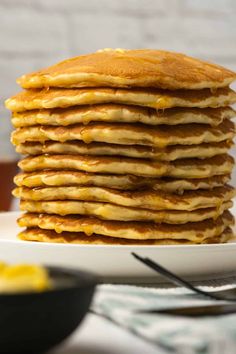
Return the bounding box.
[91,277,236,354]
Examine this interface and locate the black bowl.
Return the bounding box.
[0,266,98,354]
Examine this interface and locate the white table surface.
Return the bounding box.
[50,313,163,354]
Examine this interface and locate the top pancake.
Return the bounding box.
[16,49,236,90]
[5,87,236,112]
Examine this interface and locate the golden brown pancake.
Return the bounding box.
[16,49,236,90]
[19,200,232,224]
[18,154,234,179]
[11,120,235,148]
[13,185,235,211]
[5,87,236,112]
[15,140,233,161]
[17,210,234,242]
[18,227,233,245]
[11,105,235,128]
[172,154,234,179]
[14,171,230,193]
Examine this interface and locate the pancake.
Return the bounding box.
[18,227,233,245]
[19,200,232,224]
[5,87,236,112]
[13,185,235,211]
[6,49,236,246]
[18,154,234,178]
[11,120,235,148]
[14,171,230,192]
[172,154,234,178]
[15,140,233,161]
[17,210,234,242]
[17,49,236,90]
[11,105,235,128]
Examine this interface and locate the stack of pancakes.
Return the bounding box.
[6,49,236,245]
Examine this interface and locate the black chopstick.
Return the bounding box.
[132,252,226,301]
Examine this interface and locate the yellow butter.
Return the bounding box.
[0,263,51,293]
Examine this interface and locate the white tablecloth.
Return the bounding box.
[50,278,236,354]
[50,313,161,354]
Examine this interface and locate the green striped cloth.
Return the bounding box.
[91,282,236,354]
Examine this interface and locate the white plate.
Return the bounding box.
[0,210,236,282]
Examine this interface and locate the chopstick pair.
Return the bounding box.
[132,252,236,316]
[132,252,236,302]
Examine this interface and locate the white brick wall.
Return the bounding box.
[0,9,68,56]
[1,0,236,161]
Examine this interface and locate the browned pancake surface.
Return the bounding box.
[17,49,236,90]
[12,105,236,127]
[14,172,230,193]
[6,87,236,112]
[19,227,233,245]
[17,154,234,179]
[15,140,233,161]
[17,210,234,241]
[13,185,235,211]
[11,119,235,147]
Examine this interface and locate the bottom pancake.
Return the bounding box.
[18,211,233,242]
[19,227,233,245]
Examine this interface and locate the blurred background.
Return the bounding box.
[0,0,236,210]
